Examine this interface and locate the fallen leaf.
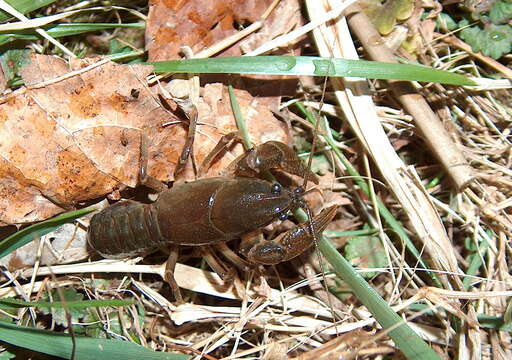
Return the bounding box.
[0,55,288,225]
[0,55,174,224]
[145,0,302,60]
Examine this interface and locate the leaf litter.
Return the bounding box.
[0,0,511,359]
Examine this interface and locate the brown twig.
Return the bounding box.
[345,5,476,191]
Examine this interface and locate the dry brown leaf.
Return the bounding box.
[0,55,178,224]
[156,81,289,181]
[0,54,288,225]
[146,0,271,60]
[238,0,303,54]
[145,0,302,60]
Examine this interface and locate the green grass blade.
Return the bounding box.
[148,56,475,86]
[324,228,379,238]
[463,239,490,290]
[0,208,94,260]
[0,23,144,46]
[292,203,441,358]
[291,104,441,358]
[227,84,252,150]
[296,102,441,286]
[0,0,57,22]
[0,298,135,310]
[319,238,441,359]
[0,322,189,360]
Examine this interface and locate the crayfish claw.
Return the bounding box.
[232,141,319,184]
[247,205,337,265]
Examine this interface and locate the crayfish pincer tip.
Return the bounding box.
[247,241,285,265]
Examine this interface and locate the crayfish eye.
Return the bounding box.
[271,183,282,194]
[293,187,305,195]
[278,212,288,221]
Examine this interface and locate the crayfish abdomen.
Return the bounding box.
[88,199,165,258]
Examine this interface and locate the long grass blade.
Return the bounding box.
[148,56,475,86]
[0,322,189,360]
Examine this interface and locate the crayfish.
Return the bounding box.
[88,131,337,301]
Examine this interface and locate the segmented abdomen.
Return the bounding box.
[87,200,165,258]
